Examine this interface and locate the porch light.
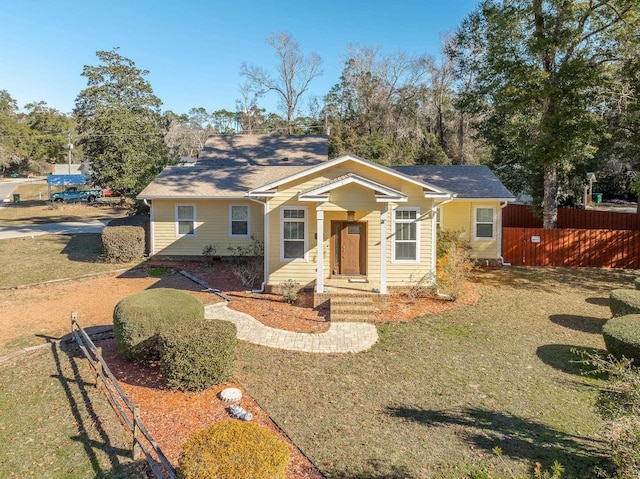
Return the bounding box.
[347,210,355,222]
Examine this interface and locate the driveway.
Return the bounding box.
[0,220,110,239]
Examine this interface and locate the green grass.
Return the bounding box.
[0,234,141,288]
[0,344,147,478]
[234,267,636,478]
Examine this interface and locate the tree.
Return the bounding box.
[241,32,323,135]
[0,90,28,174]
[24,101,75,174]
[453,0,639,228]
[74,48,171,197]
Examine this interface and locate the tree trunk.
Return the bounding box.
[543,163,558,229]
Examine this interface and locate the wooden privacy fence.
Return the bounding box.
[70,312,177,479]
[503,203,640,230]
[502,227,640,268]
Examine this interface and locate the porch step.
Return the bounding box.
[330,295,376,323]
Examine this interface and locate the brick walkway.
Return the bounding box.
[205,303,378,353]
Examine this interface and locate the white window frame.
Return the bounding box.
[280,206,308,262]
[175,203,197,237]
[229,204,251,238]
[474,206,496,240]
[392,207,420,263]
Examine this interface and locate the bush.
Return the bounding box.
[436,230,473,300]
[635,278,640,291]
[102,225,145,262]
[603,314,640,364]
[160,320,237,391]
[113,288,204,362]
[178,420,289,479]
[227,236,264,287]
[280,279,300,304]
[610,289,640,317]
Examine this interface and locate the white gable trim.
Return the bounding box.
[249,154,451,196]
[298,173,409,203]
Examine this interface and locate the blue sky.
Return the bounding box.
[0,0,479,116]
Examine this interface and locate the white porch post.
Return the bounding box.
[380,204,388,294]
[316,207,324,293]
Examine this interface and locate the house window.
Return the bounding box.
[281,207,307,261]
[435,207,442,230]
[475,207,495,239]
[176,204,196,237]
[230,204,250,237]
[393,208,420,262]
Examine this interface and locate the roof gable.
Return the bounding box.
[249,154,450,197]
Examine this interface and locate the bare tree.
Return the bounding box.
[241,32,323,135]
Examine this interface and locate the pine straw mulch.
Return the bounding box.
[108,260,482,477]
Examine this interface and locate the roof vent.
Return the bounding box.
[281,157,289,162]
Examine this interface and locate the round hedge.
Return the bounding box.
[178,420,289,479]
[635,277,640,291]
[160,320,237,391]
[602,314,640,364]
[610,289,640,317]
[113,288,204,362]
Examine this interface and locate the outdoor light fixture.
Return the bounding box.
[347,210,355,221]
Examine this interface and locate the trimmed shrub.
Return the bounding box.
[102,225,145,263]
[178,420,289,479]
[603,314,640,364]
[160,320,237,391]
[635,278,640,291]
[610,289,640,317]
[113,288,204,362]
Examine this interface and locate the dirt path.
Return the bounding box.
[0,269,220,356]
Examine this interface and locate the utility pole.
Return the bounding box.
[66,132,73,174]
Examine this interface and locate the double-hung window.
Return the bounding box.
[176,204,196,237]
[474,207,495,239]
[229,204,250,237]
[393,208,420,262]
[281,207,307,261]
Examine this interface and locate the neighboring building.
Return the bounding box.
[138,135,514,294]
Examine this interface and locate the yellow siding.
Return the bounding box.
[440,200,501,259]
[266,159,436,289]
[152,199,264,256]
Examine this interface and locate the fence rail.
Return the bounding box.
[503,204,640,230]
[70,312,177,479]
[502,227,640,268]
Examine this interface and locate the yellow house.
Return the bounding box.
[138,135,514,294]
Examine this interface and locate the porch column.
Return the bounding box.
[380,205,388,294]
[316,207,324,293]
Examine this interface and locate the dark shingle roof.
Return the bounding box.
[198,134,328,166]
[392,165,514,199]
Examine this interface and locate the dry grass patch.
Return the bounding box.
[234,267,637,478]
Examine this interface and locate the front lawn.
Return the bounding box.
[0,234,141,288]
[234,267,635,478]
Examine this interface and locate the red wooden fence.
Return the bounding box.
[502,227,640,268]
[503,204,640,230]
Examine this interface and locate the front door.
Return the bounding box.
[331,221,367,276]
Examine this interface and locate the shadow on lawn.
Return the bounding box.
[44,336,148,478]
[386,406,610,478]
[536,344,607,377]
[549,314,608,334]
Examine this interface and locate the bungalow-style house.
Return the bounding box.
[138,135,514,294]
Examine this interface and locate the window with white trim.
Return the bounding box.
[281,207,307,261]
[176,204,196,236]
[475,207,495,239]
[435,207,442,230]
[393,207,420,262]
[229,204,250,237]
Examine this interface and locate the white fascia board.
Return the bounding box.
[137,195,250,200]
[249,154,450,195]
[375,195,408,203]
[450,197,516,202]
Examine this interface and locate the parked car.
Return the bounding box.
[50,186,103,203]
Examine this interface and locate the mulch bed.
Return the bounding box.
[112,259,481,477]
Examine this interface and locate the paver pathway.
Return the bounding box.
[205,303,378,353]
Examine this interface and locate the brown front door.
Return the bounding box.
[331,221,367,276]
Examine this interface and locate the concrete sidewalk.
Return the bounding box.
[205,303,378,353]
[0,220,110,239]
